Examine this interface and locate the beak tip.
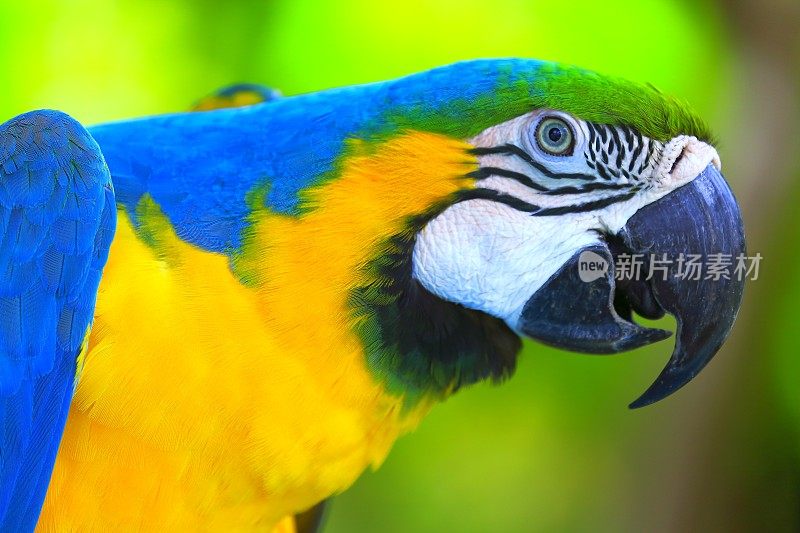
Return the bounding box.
[628,379,679,409]
[627,353,708,409]
[628,388,667,409]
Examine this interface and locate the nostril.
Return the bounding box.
[669,149,685,174]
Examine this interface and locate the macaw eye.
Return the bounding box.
[535,117,574,156]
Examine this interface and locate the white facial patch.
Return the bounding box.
[411,109,722,330]
[412,199,601,325]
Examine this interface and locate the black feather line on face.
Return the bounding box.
[596,163,613,181]
[640,138,654,174]
[469,144,594,181]
[587,122,597,156]
[455,187,541,212]
[455,184,639,216]
[544,181,634,195]
[467,159,634,198]
[533,191,638,216]
[596,124,608,143]
[468,166,549,191]
[622,125,635,152]
[629,131,645,173]
[608,126,625,169]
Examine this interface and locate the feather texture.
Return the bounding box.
[0,110,115,531]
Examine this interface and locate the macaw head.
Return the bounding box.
[370,60,745,407]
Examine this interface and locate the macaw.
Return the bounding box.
[0,59,745,532]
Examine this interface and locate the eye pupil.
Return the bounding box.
[547,126,563,143]
[534,116,574,156]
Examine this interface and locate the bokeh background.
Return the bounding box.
[1,0,797,531]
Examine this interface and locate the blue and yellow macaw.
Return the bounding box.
[0,59,745,532]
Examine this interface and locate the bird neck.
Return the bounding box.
[351,208,521,405]
[241,131,521,407]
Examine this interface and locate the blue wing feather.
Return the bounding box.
[0,110,116,531]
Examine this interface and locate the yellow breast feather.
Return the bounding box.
[37,132,477,531]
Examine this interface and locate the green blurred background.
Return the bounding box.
[1,0,797,531]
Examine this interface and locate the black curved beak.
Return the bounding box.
[518,164,746,408]
[621,165,746,407]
